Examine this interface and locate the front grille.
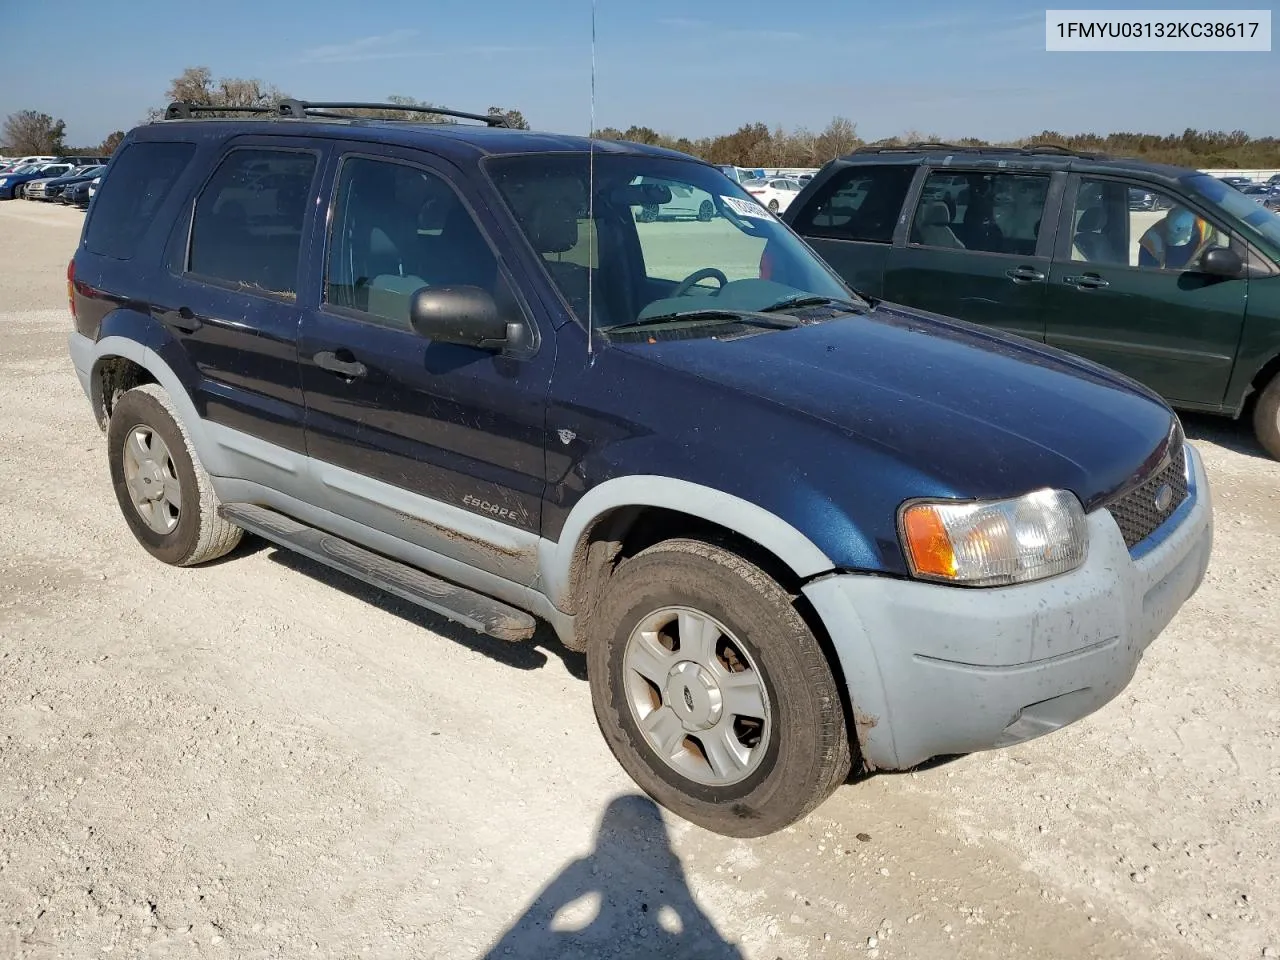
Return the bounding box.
[1105,434,1189,551]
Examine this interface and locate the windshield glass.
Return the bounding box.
[485,153,859,334]
[1185,173,1280,252]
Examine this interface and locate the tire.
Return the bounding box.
[767,199,780,213]
[107,384,243,566]
[14,184,25,200]
[637,204,658,223]
[1252,372,1280,460]
[587,538,853,837]
[697,199,714,222]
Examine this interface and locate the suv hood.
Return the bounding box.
[625,303,1176,509]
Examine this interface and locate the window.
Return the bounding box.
[1070,178,1230,270]
[487,153,855,333]
[910,170,1050,256]
[187,149,317,299]
[325,157,500,330]
[85,141,195,260]
[789,165,916,243]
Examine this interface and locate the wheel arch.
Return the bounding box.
[83,334,224,475]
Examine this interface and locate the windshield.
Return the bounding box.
[1185,173,1280,253]
[485,153,859,335]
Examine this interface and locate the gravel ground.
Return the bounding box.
[1,200,1278,960]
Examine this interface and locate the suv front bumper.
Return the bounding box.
[803,442,1213,771]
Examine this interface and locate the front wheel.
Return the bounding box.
[587,538,853,837]
[1252,372,1280,460]
[697,199,715,222]
[767,198,780,213]
[107,384,243,566]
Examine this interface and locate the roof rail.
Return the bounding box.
[161,98,510,127]
[850,140,1105,159]
[164,102,274,120]
[276,99,510,126]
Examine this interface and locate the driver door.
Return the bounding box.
[297,145,555,585]
[1042,175,1248,406]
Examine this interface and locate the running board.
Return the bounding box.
[218,503,537,642]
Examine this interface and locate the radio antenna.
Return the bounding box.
[586,0,597,356]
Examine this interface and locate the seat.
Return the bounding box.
[914,201,964,248]
[1071,206,1117,263]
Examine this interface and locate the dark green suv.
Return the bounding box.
[782,144,1280,458]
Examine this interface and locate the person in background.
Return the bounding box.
[1138,205,1218,269]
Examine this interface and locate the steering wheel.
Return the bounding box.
[671,267,729,298]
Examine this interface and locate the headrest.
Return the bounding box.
[1077,206,1106,232]
[919,201,951,226]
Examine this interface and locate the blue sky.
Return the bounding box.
[1,0,1276,147]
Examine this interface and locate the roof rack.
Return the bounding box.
[162,99,510,127]
[850,141,1105,159]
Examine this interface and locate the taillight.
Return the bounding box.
[67,258,76,322]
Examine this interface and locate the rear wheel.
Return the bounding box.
[697,199,715,222]
[767,198,780,213]
[587,538,853,837]
[1252,372,1280,460]
[107,384,243,566]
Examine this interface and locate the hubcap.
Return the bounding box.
[122,425,181,534]
[622,606,771,787]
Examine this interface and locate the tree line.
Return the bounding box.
[5,66,1280,171]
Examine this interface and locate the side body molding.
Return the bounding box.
[539,474,838,612]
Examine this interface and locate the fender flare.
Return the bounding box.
[81,333,233,477]
[539,474,837,611]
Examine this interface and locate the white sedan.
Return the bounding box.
[743,177,805,214]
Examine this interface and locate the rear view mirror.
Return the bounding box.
[1198,247,1244,277]
[409,285,514,350]
[611,183,674,207]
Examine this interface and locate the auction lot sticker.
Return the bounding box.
[722,196,775,220]
[1046,9,1271,51]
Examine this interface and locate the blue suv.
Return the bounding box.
[67,100,1214,837]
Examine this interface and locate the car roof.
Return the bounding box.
[829,143,1202,186]
[132,115,703,166]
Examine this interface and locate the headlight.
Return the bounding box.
[898,488,1088,587]
[0,179,7,187]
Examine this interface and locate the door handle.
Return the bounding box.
[1064,274,1110,290]
[313,350,368,379]
[1005,265,1045,283]
[170,306,200,333]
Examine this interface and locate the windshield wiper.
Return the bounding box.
[757,293,870,314]
[604,309,801,333]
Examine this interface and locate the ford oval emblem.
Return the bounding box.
[1153,483,1174,513]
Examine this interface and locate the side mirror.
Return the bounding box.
[1199,247,1244,278]
[409,285,513,350]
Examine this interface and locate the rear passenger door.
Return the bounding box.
[785,164,918,299]
[165,138,324,489]
[882,168,1062,341]
[297,146,553,586]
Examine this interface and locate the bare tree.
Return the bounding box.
[813,117,859,161]
[3,110,67,155]
[100,130,126,155]
[150,66,289,119]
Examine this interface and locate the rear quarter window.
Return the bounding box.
[84,141,196,261]
[790,165,917,243]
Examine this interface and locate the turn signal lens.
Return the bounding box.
[899,488,1088,587]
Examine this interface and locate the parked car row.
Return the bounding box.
[0,155,109,203]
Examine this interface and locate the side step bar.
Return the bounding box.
[218,503,537,642]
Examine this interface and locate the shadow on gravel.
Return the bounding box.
[1180,410,1270,460]
[482,794,744,960]
[263,546,588,679]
